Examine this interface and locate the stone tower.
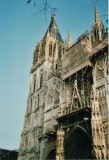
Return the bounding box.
[18,16,65,160]
[18,7,108,160]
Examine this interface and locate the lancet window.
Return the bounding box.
[40,71,43,88]
[94,28,99,41]
[30,98,33,112]
[33,75,36,92]
[41,43,44,56]
[58,46,61,60]
[53,43,56,57]
[49,43,53,57]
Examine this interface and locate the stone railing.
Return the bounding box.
[58,96,91,117]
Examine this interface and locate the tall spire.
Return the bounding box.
[95,6,101,24]
[92,7,105,42]
[66,31,72,49]
[43,16,63,42]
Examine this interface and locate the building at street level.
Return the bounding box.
[18,7,108,160]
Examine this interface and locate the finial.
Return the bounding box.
[95,6,100,23]
[51,8,57,18]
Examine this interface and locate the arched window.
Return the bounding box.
[41,43,43,50]
[41,43,44,56]
[94,28,99,41]
[33,75,36,92]
[58,46,61,60]
[30,98,32,111]
[40,72,43,88]
[56,64,58,70]
[49,43,52,57]
[47,149,56,160]
[53,43,56,57]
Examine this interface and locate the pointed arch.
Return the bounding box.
[94,27,99,41]
[55,64,58,70]
[53,43,56,57]
[64,126,94,159]
[47,149,56,160]
[40,70,43,88]
[33,74,36,92]
[30,98,32,111]
[58,46,61,60]
[49,43,53,57]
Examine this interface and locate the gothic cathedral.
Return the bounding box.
[18,7,108,160]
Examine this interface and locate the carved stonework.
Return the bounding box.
[18,9,108,160]
[91,85,106,159]
[56,130,65,160]
[92,54,108,157]
[47,86,53,104]
[94,54,108,81]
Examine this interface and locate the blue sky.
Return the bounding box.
[0,0,108,150]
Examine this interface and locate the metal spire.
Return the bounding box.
[51,8,57,18]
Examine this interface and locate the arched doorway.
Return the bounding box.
[64,126,94,159]
[47,149,56,160]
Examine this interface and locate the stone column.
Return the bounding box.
[56,130,65,160]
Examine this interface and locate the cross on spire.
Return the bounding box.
[51,8,57,17]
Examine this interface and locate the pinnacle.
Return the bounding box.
[95,6,101,24]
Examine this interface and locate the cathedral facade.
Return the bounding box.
[18,7,108,160]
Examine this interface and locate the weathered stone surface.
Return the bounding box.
[18,8,108,160]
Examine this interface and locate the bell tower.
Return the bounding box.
[18,16,65,160]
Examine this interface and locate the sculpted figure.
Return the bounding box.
[94,146,98,159]
[101,145,106,160]
[98,147,102,160]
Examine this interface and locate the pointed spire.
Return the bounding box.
[93,7,105,42]
[43,16,63,42]
[51,15,55,22]
[66,31,72,49]
[95,6,101,24]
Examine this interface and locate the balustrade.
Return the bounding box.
[58,95,91,117]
